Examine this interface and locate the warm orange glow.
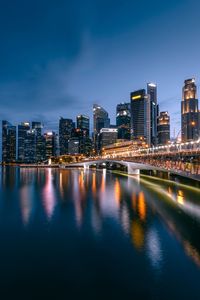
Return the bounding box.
[92,172,96,194]
[114,179,121,205]
[138,192,146,221]
[177,190,184,205]
[131,220,144,250]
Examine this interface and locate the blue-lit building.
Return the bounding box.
[59,118,75,155]
[116,102,131,140]
[2,120,16,163]
[130,89,151,146]
[18,122,30,162]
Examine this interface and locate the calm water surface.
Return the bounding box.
[0,167,200,299]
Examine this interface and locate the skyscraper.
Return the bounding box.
[116,103,131,140]
[130,89,151,146]
[76,115,92,155]
[93,104,110,152]
[24,129,36,163]
[2,120,16,163]
[32,122,45,162]
[181,78,199,142]
[147,83,158,146]
[99,128,118,150]
[157,111,170,145]
[44,132,56,159]
[76,115,90,137]
[59,118,74,155]
[18,122,30,162]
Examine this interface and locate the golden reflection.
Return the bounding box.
[130,220,144,250]
[101,169,106,193]
[92,172,96,194]
[177,190,184,205]
[138,191,146,221]
[78,171,86,193]
[168,186,172,195]
[114,179,121,206]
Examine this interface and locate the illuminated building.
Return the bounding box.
[18,122,30,162]
[130,89,151,146]
[157,111,170,145]
[59,118,75,155]
[2,120,16,163]
[116,103,131,140]
[44,132,56,159]
[102,140,147,158]
[24,130,36,163]
[76,115,89,137]
[76,115,92,155]
[181,78,199,142]
[99,128,118,150]
[93,104,110,152]
[147,83,158,146]
[32,122,45,162]
[68,137,80,154]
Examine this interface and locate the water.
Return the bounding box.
[0,167,200,299]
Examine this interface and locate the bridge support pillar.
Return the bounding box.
[83,164,89,170]
[127,164,140,175]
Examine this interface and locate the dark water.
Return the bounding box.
[0,167,200,300]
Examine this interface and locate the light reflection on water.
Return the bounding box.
[0,167,200,299]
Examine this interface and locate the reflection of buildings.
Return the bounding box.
[42,169,56,220]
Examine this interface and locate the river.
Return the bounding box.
[0,167,200,299]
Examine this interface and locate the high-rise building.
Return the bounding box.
[76,115,90,137]
[147,83,158,146]
[93,104,110,152]
[24,130,36,163]
[181,78,199,142]
[32,122,45,162]
[76,115,92,155]
[18,122,30,162]
[59,118,74,155]
[2,121,16,163]
[130,89,151,146]
[44,132,56,159]
[157,111,170,145]
[68,137,80,155]
[116,103,131,140]
[99,128,118,150]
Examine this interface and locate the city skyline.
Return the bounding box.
[1,0,200,136]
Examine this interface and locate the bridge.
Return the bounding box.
[60,158,200,181]
[61,159,157,175]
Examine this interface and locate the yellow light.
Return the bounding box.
[132,95,142,100]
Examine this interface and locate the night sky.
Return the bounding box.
[1,0,200,137]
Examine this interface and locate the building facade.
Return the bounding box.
[147,83,158,146]
[181,78,199,142]
[99,128,118,150]
[93,104,110,152]
[157,111,170,145]
[18,122,30,162]
[2,120,16,163]
[116,103,131,140]
[130,89,151,146]
[59,118,74,155]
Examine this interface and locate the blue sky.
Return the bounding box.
[0,0,200,137]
